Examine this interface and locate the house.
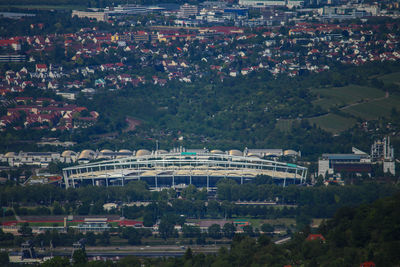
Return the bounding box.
[241,68,250,75]
[119,220,144,227]
[360,262,375,267]
[0,40,21,51]
[95,78,106,87]
[21,81,33,89]
[48,81,59,90]
[118,74,132,82]
[306,234,326,242]
[15,97,33,104]
[35,64,47,72]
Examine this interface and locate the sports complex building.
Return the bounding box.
[63,149,307,189]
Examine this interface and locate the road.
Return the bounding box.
[38,244,227,258]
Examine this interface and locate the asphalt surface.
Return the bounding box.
[39,245,226,258]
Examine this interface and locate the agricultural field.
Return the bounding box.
[343,94,400,120]
[275,119,295,132]
[308,113,357,133]
[305,83,400,132]
[378,71,400,85]
[311,85,385,110]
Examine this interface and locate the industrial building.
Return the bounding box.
[318,137,396,178]
[318,148,372,178]
[371,137,395,175]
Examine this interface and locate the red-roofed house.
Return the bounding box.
[0,39,21,50]
[360,262,375,267]
[74,107,88,112]
[306,234,326,242]
[118,220,144,227]
[36,64,48,72]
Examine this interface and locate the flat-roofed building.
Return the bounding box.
[0,151,60,167]
[72,10,109,22]
[178,3,198,18]
[239,0,303,8]
[318,148,371,178]
[0,54,26,62]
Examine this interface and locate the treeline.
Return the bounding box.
[0,223,152,248]
[1,179,398,223]
[0,11,112,37]
[217,178,399,217]
[0,181,152,206]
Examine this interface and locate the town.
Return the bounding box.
[0,0,399,266]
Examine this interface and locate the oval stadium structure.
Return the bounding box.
[63,151,307,189]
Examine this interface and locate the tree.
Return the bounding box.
[18,222,32,237]
[0,252,9,266]
[41,256,70,267]
[261,223,274,233]
[183,247,193,261]
[122,227,141,245]
[117,255,141,267]
[85,232,96,246]
[72,249,87,265]
[182,224,201,238]
[208,224,222,239]
[52,201,63,215]
[143,212,155,227]
[257,234,271,246]
[158,218,175,239]
[243,225,254,236]
[223,223,236,239]
[207,200,220,218]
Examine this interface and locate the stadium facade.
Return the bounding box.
[63,150,307,189]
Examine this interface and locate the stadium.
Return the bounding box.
[63,149,307,189]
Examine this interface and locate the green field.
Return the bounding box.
[312,85,384,109]
[277,84,398,133]
[305,84,400,132]
[275,119,295,132]
[378,71,400,85]
[344,94,400,120]
[308,113,357,133]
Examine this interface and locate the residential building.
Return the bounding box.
[179,4,199,18]
[0,55,26,62]
[71,10,109,22]
[239,0,303,8]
